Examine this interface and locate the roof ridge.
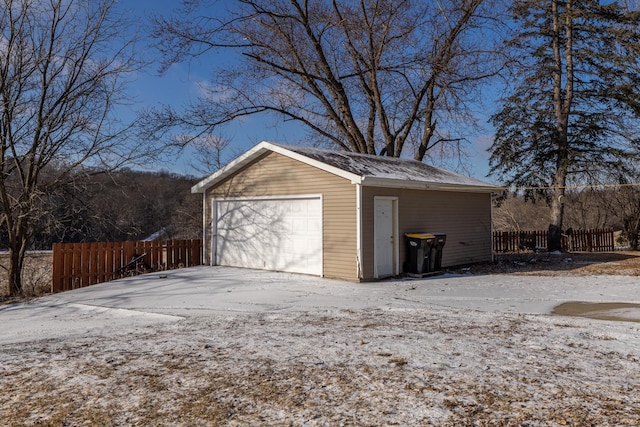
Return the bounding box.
[271,141,444,166]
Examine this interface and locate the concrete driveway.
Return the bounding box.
[1,266,639,344]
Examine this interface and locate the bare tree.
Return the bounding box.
[562,189,611,230]
[149,0,503,162]
[492,195,551,232]
[0,0,143,296]
[188,134,231,176]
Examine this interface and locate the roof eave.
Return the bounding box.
[360,177,501,193]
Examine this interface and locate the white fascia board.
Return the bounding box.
[360,177,502,193]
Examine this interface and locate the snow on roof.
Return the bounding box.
[192,141,498,193]
[277,143,495,189]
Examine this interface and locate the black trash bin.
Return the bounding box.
[404,233,435,274]
[429,233,447,272]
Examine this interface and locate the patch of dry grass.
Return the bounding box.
[456,251,640,276]
[1,312,638,426]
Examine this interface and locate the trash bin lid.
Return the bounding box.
[405,233,436,239]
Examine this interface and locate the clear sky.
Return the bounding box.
[121,0,497,182]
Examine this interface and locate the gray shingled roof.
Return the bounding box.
[192,141,498,193]
[276,143,495,189]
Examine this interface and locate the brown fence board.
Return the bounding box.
[82,243,89,287]
[493,228,614,253]
[148,240,162,270]
[51,239,203,293]
[191,240,201,269]
[100,243,108,283]
[166,240,176,268]
[63,244,74,291]
[104,241,115,282]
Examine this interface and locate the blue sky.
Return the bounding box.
[121,0,496,181]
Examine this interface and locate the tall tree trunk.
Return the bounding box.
[5,212,29,296]
[548,0,573,250]
[550,163,567,228]
[549,153,568,251]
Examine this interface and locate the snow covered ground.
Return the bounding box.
[1,266,639,425]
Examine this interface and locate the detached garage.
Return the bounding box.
[192,141,498,281]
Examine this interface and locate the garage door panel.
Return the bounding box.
[215,197,322,275]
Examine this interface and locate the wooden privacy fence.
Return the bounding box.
[52,239,202,293]
[493,228,614,253]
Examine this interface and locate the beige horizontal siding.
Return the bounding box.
[205,152,358,280]
[361,187,492,279]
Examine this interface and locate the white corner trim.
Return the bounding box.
[356,183,363,280]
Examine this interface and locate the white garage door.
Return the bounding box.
[214,196,322,275]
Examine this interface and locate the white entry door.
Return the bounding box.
[373,197,398,278]
[214,196,322,275]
